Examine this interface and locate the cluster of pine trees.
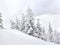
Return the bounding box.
[10,7,60,44]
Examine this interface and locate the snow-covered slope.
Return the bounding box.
[34,14,60,32]
[0,29,57,45]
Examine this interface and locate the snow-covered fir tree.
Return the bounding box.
[10,17,20,30]
[21,7,36,36]
[34,19,42,38]
[34,19,46,40]
[15,17,20,30]
[53,30,60,44]
[20,13,25,31]
[10,20,16,29]
[0,13,4,29]
[48,22,53,42]
[41,27,47,41]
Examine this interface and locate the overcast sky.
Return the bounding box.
[0,0,60,28]
[0,0,60,16]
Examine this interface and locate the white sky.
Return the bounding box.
[0,0,60,16]
[0,0,60,28]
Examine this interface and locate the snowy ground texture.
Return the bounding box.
[0,29,58,45]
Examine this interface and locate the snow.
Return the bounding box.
[0,29,57,45]
[3,14,60,33]
[34,14,60,33]
[1,14,60,45]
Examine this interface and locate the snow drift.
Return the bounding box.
[0,29,57,45]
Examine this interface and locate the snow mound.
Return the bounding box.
[0,29,57,45]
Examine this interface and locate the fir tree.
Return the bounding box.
[15,17,20,30]
[0,13,4,29]
[48,22,53,42]
[53,30,60,44]
[20,13,26,31]
[21,7,35,36]
[34,19,42,38]
[41,27,47,41]
[10,17,20,30]
[10,20,16,29]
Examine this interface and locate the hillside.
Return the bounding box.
[0,29,57,45]
[34,14,60,32]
